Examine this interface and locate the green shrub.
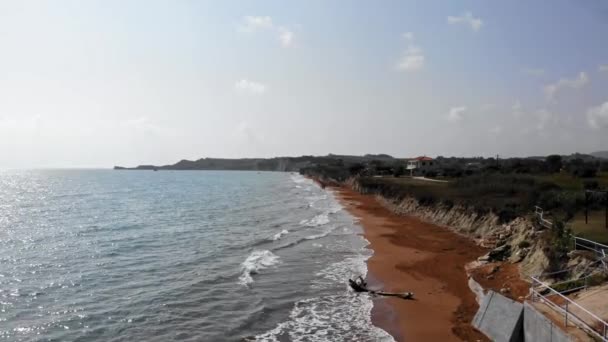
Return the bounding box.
[497,208,517,224]
[583,180,599,190]
[518,240,531,248]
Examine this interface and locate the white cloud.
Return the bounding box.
[239,16,274,33]
[587,101,608,129]
[447,106,466,122]
[522,68,545,76]
[396,33,425,72]
[599,64,608,72]
[447,11,483,32]
[396,46,425,71]
[234,79,267,94]
[239,16,295,48]
[543,72,588,100]
[278,27,294,47]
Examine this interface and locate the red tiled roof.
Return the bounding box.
[411,156,433,161]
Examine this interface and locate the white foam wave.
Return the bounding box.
[270,230,289,241]
[304,230,332,241]
[290,174,309,184]
[254,255,393,342]
[313,255,369,288]
[328,205,342,214]
[300,213,330,227]
[254,294,393,342]
[238,250,280,286]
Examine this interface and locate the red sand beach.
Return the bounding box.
[334,186,489,341]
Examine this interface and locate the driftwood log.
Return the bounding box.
[349,278,414,300]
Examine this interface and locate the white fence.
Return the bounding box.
[534,206,553,229]
[530,276,608,341]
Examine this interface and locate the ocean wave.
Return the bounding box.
[238,250,280,286]
[253,294,394,342]
[304,230,332,241]
[328,205,342,214]
[300,213,329,227]
[290,174,308,184]
[313,255,369,288]
[253,250,393,341]
[270,230,289,241]
[273,226,336,251]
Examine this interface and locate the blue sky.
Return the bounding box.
[0,0,607,167]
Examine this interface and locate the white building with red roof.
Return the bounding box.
[406,156,436,175]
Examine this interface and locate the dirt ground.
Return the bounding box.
[334,186,489,342]
[470,262,531,301]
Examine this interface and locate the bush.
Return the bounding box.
[572,166,597,178]
[518,240,531,249]
[348,163,366,176]
[497,208,517,224]
[424,170,438,178]
[583,180,599,190]
[442,199,454,209]
[418,194,437,206]
[546,155,562,173]
[393,165,405,177]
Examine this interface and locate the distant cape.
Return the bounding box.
[113,154,396,172]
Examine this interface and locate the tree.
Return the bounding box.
[545,155,562,173]
[348,163,366,176]
[393,165,405,177]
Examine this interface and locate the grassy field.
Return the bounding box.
[535,171,608,191]
[571,210,608,244]
[376,174,608,239]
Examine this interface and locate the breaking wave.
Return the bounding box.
[254,253,394,342]
[238,250,281,286]
[270,229,289,241]
[300,213,330,227]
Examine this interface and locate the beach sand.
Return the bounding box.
[334,186,489,342]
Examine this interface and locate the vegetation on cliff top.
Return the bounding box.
[300,154,608,242]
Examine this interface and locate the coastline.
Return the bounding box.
[333,186,489,341]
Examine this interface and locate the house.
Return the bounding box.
[406,156,436,175]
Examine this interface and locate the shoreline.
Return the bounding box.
[333,186,489,341]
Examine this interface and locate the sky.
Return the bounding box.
[0,0,607,168]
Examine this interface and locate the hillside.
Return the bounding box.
[591,151,608,159]
[113,154,396,172]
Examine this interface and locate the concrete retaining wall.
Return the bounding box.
[473,292,573,342]
[523,302,572,342]
[472,291,524,342]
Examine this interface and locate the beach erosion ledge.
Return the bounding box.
[334,186,487,341]
[317,177,535,342]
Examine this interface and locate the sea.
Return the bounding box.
[0,169,394,342]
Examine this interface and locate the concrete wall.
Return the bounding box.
[523,302,572,342]
[472,291,524,342]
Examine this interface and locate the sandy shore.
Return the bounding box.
[334,186,489,341]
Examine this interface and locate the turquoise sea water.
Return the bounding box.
[0,170,393,341]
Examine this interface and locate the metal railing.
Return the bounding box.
[574,236,608,256]
[534,206,553,229]
[531,276,608,341]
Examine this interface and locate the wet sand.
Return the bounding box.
[334,186,489,341]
